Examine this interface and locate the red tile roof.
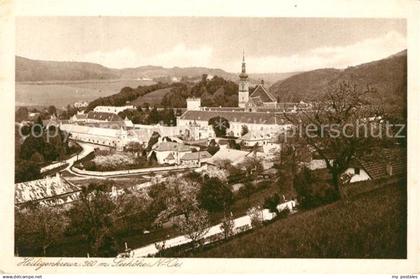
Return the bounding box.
[359,149,406,180]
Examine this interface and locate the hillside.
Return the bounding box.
[270,50,407,107]
[16,56,293,85]
[131,87,173,106]
[16,56,119,82]
[192,183,406,258]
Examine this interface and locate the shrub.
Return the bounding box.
[247,206,264,228]
[263,193,281,214]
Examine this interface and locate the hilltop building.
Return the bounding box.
[93,105,135,114]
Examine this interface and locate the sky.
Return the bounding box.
[16,17,406,73]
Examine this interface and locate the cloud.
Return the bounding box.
[82,44,213,69]
[240,31,406,73]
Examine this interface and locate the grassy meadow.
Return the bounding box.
[130,87,172,106]
[192,182,407,258]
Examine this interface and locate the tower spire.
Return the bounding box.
[241,50,246,74]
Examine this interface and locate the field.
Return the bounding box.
[192,182,407,258]
[130,87,172,106]
[16,79,155,108]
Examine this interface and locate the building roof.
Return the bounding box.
[87,111,123,122]
[60,123,125,138]
[15,175,80,205]
[250,84,277,103]
[207,148,251,165]
[179,110,290,125]
[358,149,406,180]
[248,96,264,107]
[153,141,191,152]
[181,151,212,161]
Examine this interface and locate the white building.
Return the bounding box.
[186,97,201,111]
[180,151,212,167]
[177,110,291,139]
[149,141,192,165]
[74,101,89,109]
[93,105,135,114]
[60,123,139,151]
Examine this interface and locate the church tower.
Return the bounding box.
[238,51,249,108]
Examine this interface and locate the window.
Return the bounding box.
[354,168,360,175]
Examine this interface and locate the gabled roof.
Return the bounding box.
[165,153,175,160]
[207,148,250,166]
[15,175,80,205]
[250,84,277,103]
[87,111,123,122]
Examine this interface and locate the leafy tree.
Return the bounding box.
[208,116,230,137]
[247,206,264,228]
[66,182,116,256]
[198,177,233,212]
[263,193,281,214]
[240,181,255,208]
[113,191,152,235]
[152,175,210,247]
[176,208,210,247]
[146,131,160,152]
[15,206,67,256]
[241,125,249,137]
[15,160,41,183]
[154,175,201,225]
[94,231,118,257]
[48,105,57,116]
[293,167,338,209]
[15,107,29,122]
[207,139,220,155]
[148,106,160,124]
[228,139,240,150]
[240,156,264,178]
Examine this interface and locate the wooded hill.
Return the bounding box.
[16,56,295,84]
[269,50,407,110]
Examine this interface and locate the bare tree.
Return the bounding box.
[284,80,382,197]
[220,214,235,240]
